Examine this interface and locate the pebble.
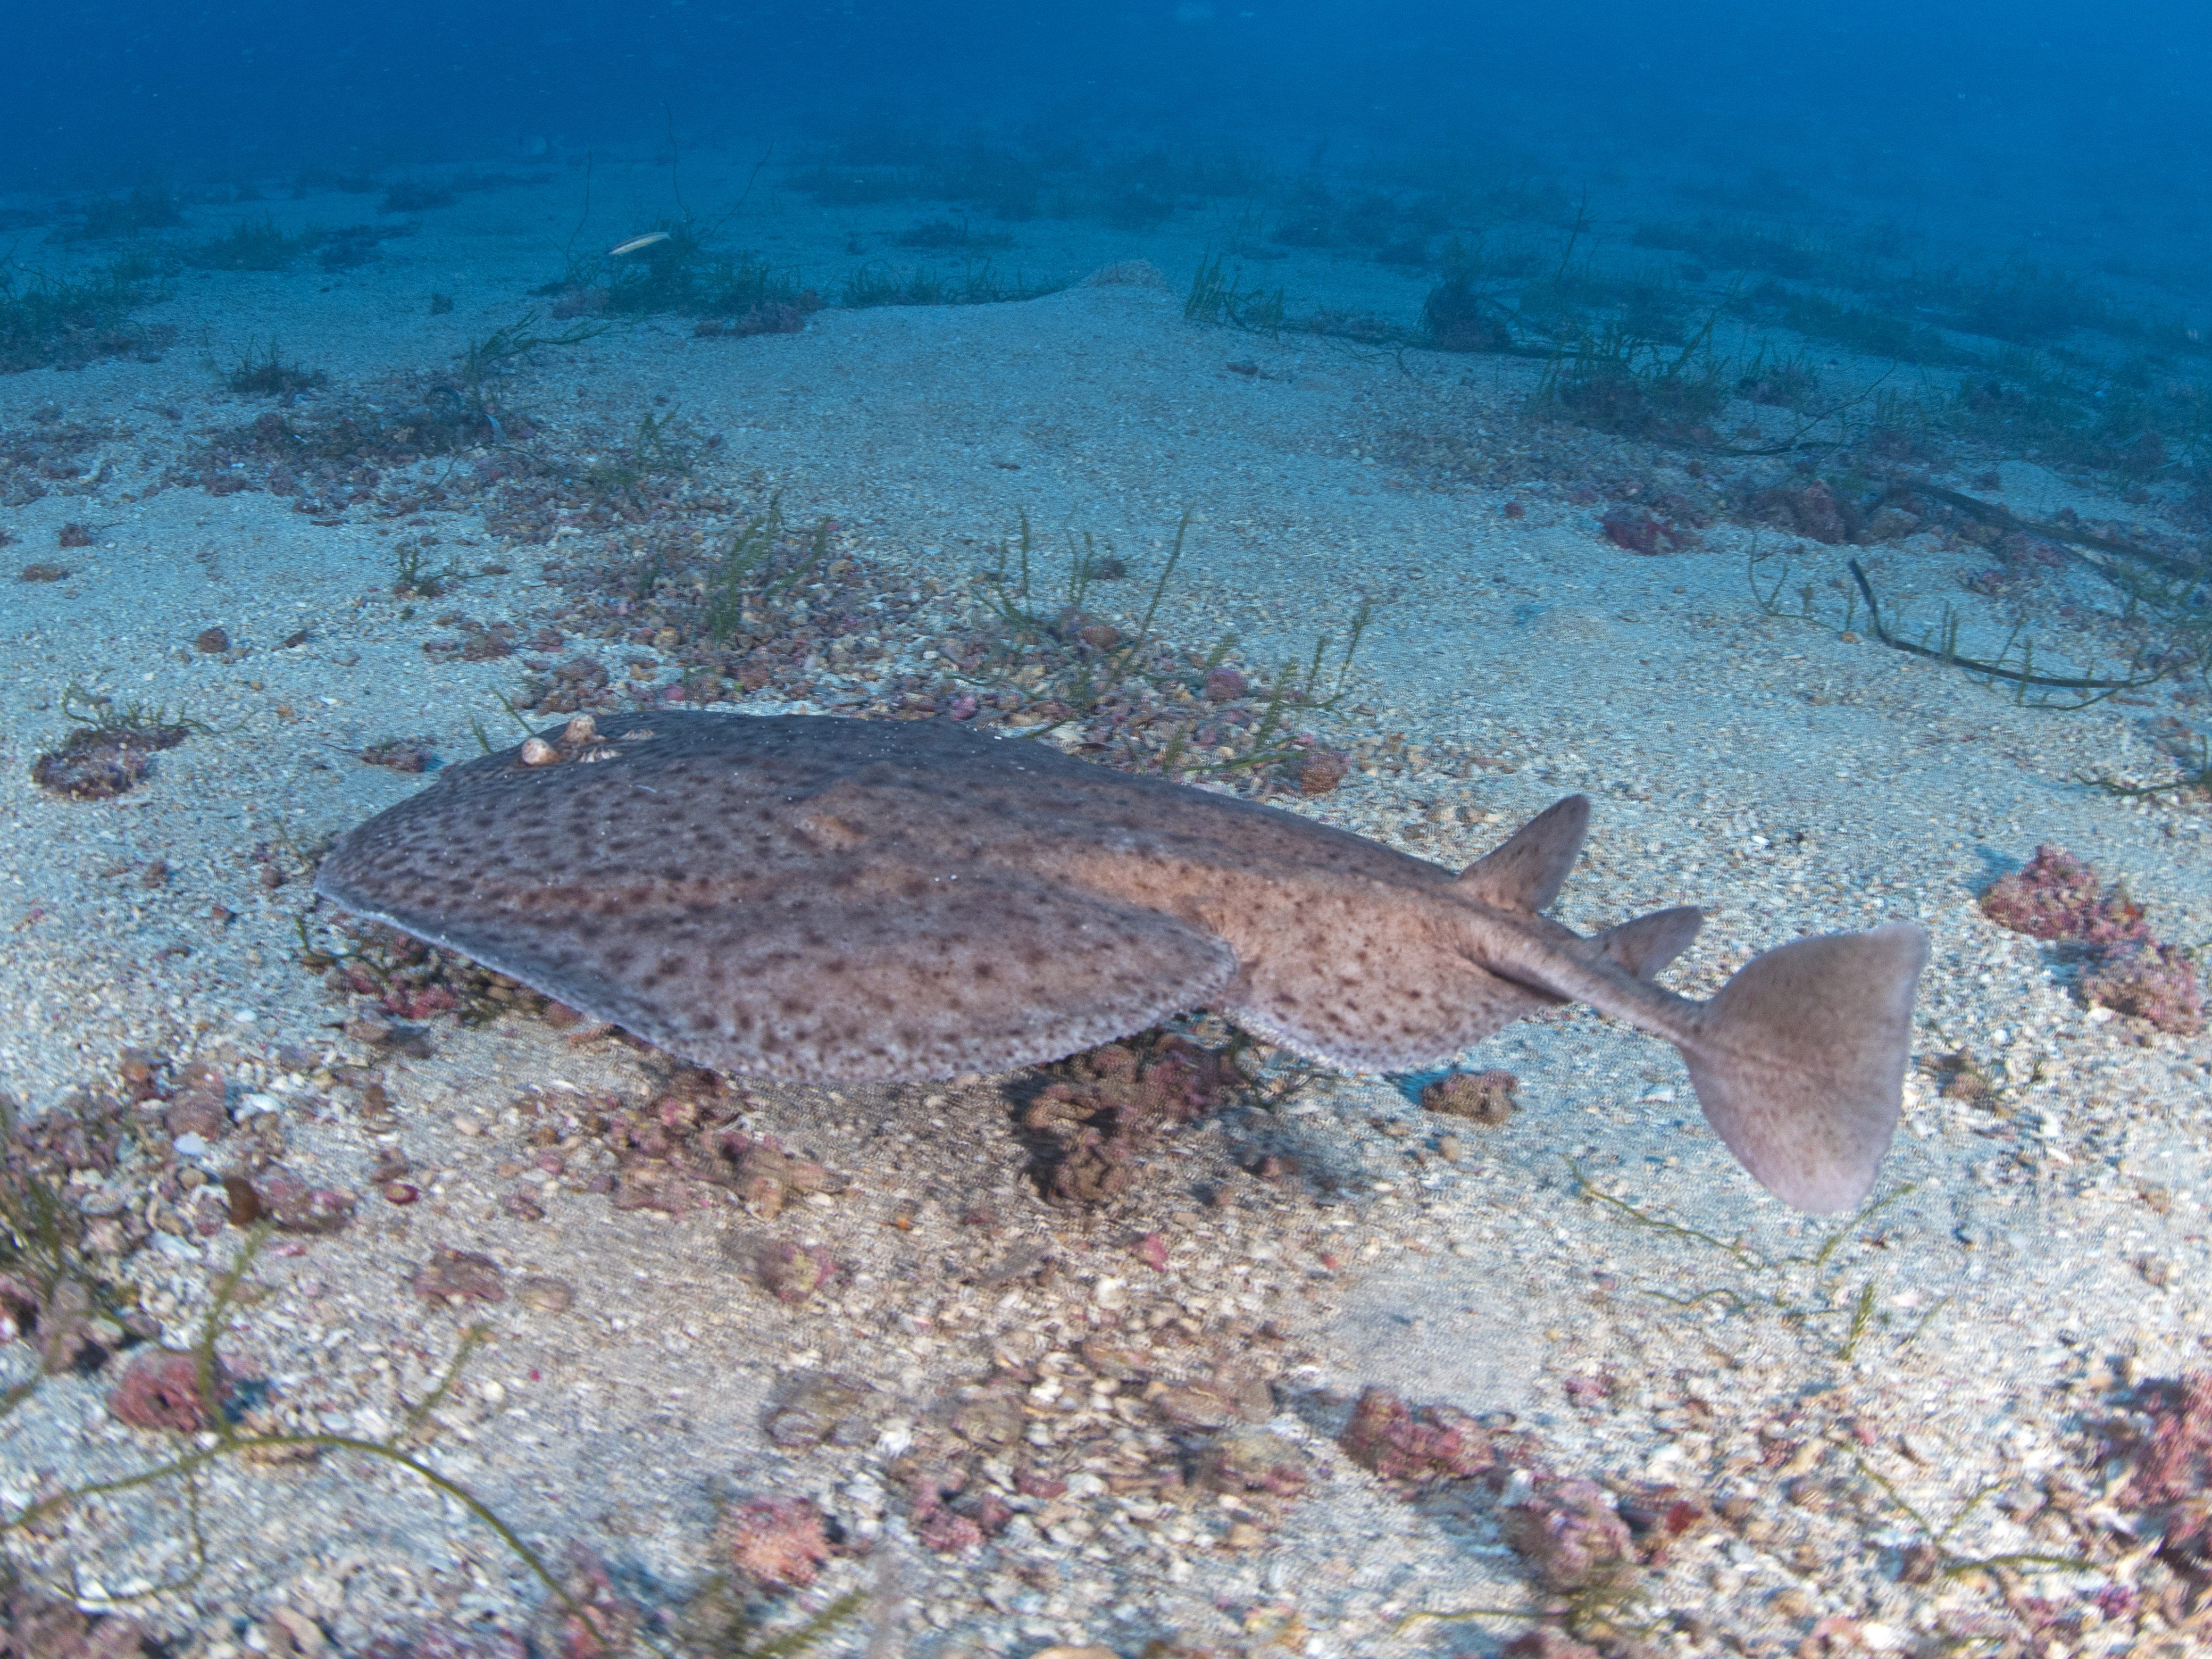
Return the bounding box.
[515,1275,575,1314]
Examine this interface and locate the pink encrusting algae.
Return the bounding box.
[1981,845,2203,1033]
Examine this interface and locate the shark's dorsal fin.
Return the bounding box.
[1454,794,1591,913]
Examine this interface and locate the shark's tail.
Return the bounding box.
[1673,923,1930,1213]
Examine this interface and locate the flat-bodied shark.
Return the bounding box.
[313,712,1930,1213]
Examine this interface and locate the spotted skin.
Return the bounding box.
[314,713,1927,1212]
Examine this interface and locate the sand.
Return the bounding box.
[0,155,2207,1658]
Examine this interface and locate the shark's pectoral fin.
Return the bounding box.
[1454,795,1590,913]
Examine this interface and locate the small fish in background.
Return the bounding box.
[608,231,673,257]
[315,713,1930,1215]
[515,134,552,160]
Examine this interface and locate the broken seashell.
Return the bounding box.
[563,714,598,744]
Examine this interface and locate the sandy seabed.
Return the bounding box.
[0,159,2207,1658]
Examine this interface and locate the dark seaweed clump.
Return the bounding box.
[510,498,1373,800]
[63,184,184,241]
[0,411,111,503]
[227,340,327,397]
[181,215,311,272]
[538,216,829,329]
[31,688,196,801]
[31,713,190,801]
[0,263,174,374]
[177,385,508,514]
[170,315,623,518]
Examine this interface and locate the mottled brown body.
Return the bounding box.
[315,712,1928,1211]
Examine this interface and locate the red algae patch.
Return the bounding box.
[1982,844,2204,1033]
[1337,1384,1503,1486]
[108,1349,231,1432]
[724,1496,833,1588]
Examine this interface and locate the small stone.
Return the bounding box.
[413,1248,506,1305]
[763,1371,878,1448]
[515,1275,575,1313]
[730,1143,828,1219]
[755,1240,833,1304]
[1421,1069,1519,1124]
[108,1349,230,1431]
[35,1278,105,1375]
[221,1176,263,1226]
[948,1391,1026,1448]
[1153,1380,1238,1430]
[1198,1428,1312,1497]
[1295,749,1348,795]
[194,626,231,654]
[267,1608,328,1657]
[165,1087,229,1144]
[1500,1633,1602,1659]
[254,1165,355,1233]
[1078,1338,1150,1382]
[1896,1540,1940,1585]
[1771,1587,1814,1620]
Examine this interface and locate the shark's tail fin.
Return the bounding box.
[1674,923,1930,1213]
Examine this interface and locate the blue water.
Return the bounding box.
[9,0,2205,247]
